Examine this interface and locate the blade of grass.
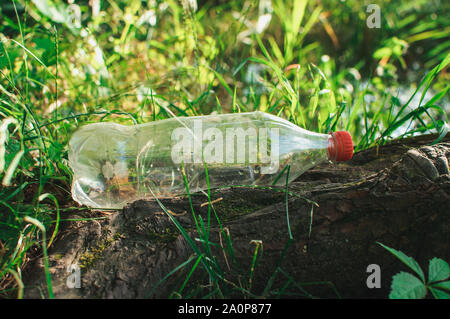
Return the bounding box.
[177,254,203,297]
[23,216,54,298]
[37,193,60,249]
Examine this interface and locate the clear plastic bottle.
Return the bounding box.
[69,111,353,208]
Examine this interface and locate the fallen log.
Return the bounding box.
[23,134,450,298]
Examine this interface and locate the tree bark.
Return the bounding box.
[23,134,450,299]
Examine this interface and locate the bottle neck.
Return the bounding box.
[327,133,337,161]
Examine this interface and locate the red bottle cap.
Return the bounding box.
[328,131,354,162]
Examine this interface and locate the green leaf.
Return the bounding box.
[431,281,450,291]
[432,122,449,145]
[11,39,55,78]
[429,287,450,299]
[428,258,450,283]
[389,272,427,299]
[378,243,425,282]
[32,0,68,24]
[373,47,392,59]
[2,150,24,187]
[31,0,80,34]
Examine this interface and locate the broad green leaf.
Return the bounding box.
[389,272,427,299]
[428,258,450,283]
[378,243,425,282]
[429,287,450,299]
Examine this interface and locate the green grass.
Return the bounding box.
[0,0,449,298]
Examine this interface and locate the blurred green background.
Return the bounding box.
[1,0,448,136]
[0,0,449,298]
